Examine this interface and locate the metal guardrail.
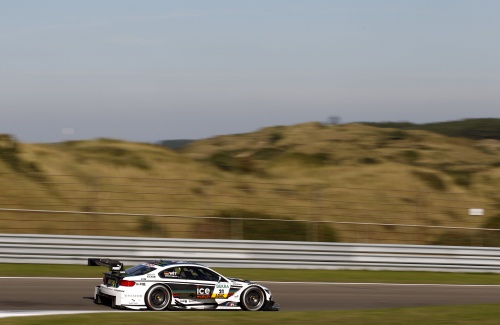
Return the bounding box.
[2,234,500,273]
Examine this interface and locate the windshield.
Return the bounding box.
[125,264,157,276]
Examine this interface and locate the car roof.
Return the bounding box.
[143,260,206,268]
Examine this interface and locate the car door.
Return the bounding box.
[182,266,221,301]
[158,266,196,301]
[194,267,231,299]
[159,266,221,302]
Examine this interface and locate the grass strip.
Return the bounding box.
[3,305,500,325]
[2,263,500,285]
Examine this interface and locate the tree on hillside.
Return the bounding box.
[360,118,500,140]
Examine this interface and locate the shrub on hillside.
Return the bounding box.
[0,134,44,178]
[75,145,151,170]
[478,215,500,247]
[268,131,284,144]
[137,216,167,237]
[432,231,474,246]
[412,170,447,191]
[209,151,256,173]
[280,152,331,167]
[434,214,500,247]
[252,148,284,160]
[194,209,337,242]
[400,150,420,164]
[358,156,380,165]
[447,170,474,188]
[386,129,410,141]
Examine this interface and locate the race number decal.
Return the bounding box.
[211,283,230,299]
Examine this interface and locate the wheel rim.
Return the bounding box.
[149,287,169,309]
[244,288,264,310]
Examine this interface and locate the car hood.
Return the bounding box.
[228,277,252,286]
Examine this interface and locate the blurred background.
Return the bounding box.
[2,119,500,246]
[1,1,500,248]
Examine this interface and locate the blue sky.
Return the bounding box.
[1,0,499,143]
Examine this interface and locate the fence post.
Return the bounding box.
[415,189,428,245]
[86,176,100,235]
[307,221,319,242]
[231,217,243,240]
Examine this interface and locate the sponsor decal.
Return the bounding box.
[231,282,244,287]
[147,274,156,278]
[211,283,230,299]
[136,282,146,286]
[211,293,226,298]
[196,287,211,299]
[225,302,237,307]
[164,271,177,277]
[197,287,210,295]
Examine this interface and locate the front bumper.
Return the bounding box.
[264,300,280,311]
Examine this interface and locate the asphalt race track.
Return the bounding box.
[2,278,500,312]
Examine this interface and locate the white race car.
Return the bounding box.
[89,258,280,311]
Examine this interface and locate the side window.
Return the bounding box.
[160,267,181,279]
[170,266,224,282]
[178,267,195,280]
[126,264,157,276]
[193,267,222,281]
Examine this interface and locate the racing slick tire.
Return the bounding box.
[240,286,266,311]
[145,285,172,311]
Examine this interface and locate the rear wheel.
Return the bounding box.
[240,286,266,311]
[145,285,172,311]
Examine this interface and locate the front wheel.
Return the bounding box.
[145,285,172,311]
[240,286,266,311]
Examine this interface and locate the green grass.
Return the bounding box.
[3,263,500,285]
[3,305,500,325]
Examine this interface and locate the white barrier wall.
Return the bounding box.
[2,234,500,273]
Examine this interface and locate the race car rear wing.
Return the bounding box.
[88,258,124,274]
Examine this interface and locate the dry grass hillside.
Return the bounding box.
[1,123,500,245]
